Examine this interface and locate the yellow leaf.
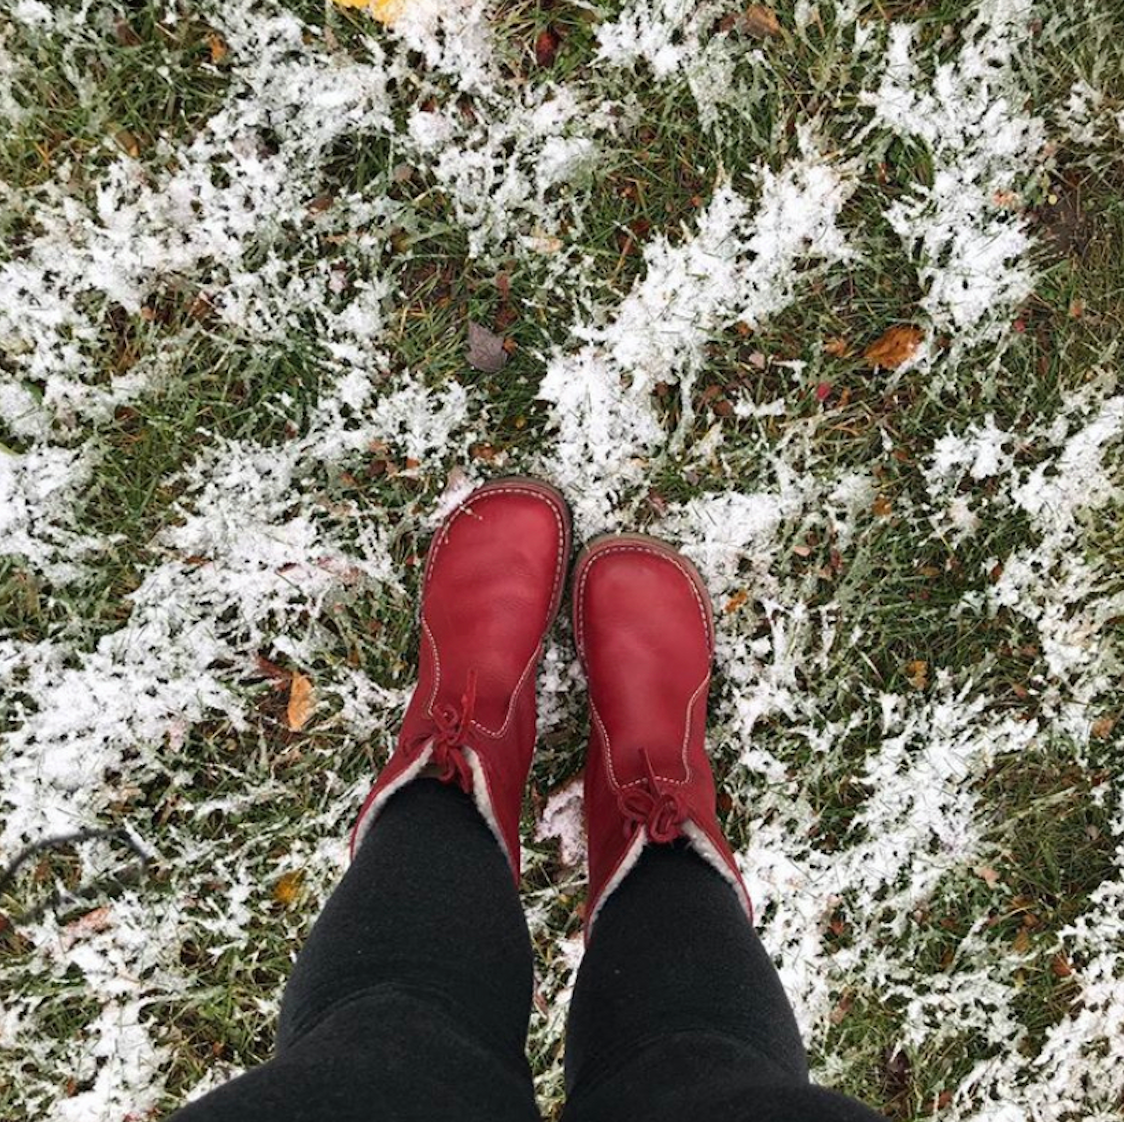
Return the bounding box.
[286,672,314,731]
[863,324,923,370]
[331,0,409,25]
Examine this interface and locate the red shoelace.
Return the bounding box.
[409,669,478,794]
[617,747,687,843]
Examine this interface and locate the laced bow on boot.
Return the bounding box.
[617,747,687,842]
[408,669,478,793]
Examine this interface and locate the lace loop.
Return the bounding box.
[409,669,478,794]
[617,747,686,843]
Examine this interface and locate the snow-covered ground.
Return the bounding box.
[1,0,1122,1118]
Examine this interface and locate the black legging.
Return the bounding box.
[169,779,883,1121]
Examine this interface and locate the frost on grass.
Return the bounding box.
[862,0,1046,354]
[592,0,795,129]
[0,444,100,583]
[0,6,395,432]
[1,372,469,851]
[927,384,1124,731]
[408,84,613,257]
[955,793,1124,1122]
[538,139,855,532]
[0,364,475,1117]
[2,0,1124,1119]
[651,376,1124,1104]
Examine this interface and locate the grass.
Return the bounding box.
[1,0,1123,1119]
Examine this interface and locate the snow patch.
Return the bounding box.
[863,1,1045,350]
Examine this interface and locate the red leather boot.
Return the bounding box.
[351,478,571,879]
[572,534,753,937]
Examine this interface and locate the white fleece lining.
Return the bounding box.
[351,741,515,874]
[587,818,753,936]
[352,740,436,856]
[682,818,753,921]
[464,746,516,872]
[587,826,648,933]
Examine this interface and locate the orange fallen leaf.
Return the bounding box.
[823,336,851,358]
[206,31,229,63]
[905,659,929,690]
[725,589,750,614]
[287,672,314,731]
[273,870,304,907]
[863,324,923,370]
[1051,953,1073,978]
[872,494,893,518]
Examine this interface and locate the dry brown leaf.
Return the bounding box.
[872,494,893,518]
[1051,953,1073,978]
[740,5,782,37]
[1091,715,1117,739]
[256,654,293,687]
[467,321,509,373]
[114,129,140,159]
[286,672,314,731]
[1013,926,1031,954]
[114,19,142,46]
[535,27,561,66]
[829,992,853,1025]
[61,906,113,950]
[863,324,923,370]
[823,336,850,358]
[974,865,1000,889]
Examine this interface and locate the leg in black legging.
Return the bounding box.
[169,779,539,1122]
[562,842,884,1122]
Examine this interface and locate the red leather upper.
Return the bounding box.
[352,480,570,876]
[573,537,752,934]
